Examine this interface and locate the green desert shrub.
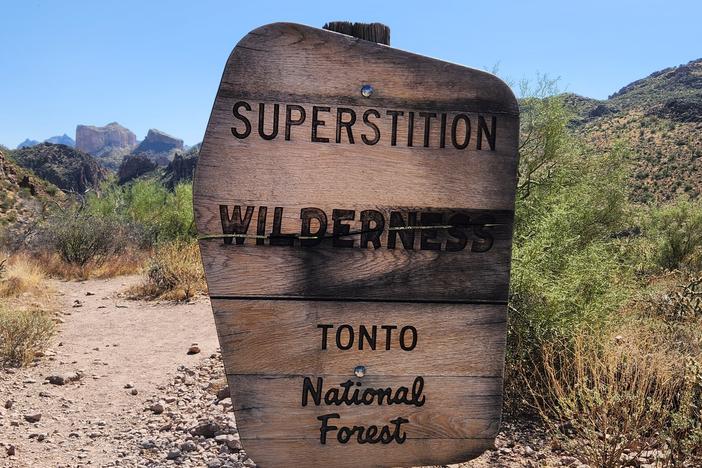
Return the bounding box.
[642,198,702,271]
[85,179,195,245]
[39,211,130,267]
[506,83,633,405]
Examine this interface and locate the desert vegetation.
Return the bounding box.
[127,240,205,301]
[0,172,205,366]
[0,253,55,366]
[504,79,702,466]
[2,73,702,466]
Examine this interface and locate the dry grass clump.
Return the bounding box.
[37,249,146,281]
[0,252,50,298]
[526,275,702,467]
[0,305,54,367]
[128,241,206,301]
[532,334,678,467]
[0,253,56,367]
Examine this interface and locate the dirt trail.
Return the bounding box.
[0,276,219,467]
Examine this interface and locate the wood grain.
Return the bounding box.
[240,439,495,468]
[200,204,512,301]
[194,102,519,210]
[212,299,506,376]
[229,374,502,439]
[201,242,511,303]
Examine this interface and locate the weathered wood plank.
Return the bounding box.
[202,244,512,302]
[240,438,495,468]
[212,300,507,376]
[193,102,520,211]
[228,374,501,440]
[219,23,518,115]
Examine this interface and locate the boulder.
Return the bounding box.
[46,372,82,385]
[189,420,220,438]
[24,413,42,423]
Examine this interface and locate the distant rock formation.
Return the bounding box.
[45,134,75,147]
[76,122,137,156]
[118,154,158,185]
[17,139,39,149]
[17,135,75,150]
[132,129,184,166]
[162,145,199,189]
[12,143,106,193]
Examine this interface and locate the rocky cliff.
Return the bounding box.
[76,122,137,156]
[162,145,199,189]
[12,143,106,193]
[132,129,183,165]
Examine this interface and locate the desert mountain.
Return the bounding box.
[16,139,40,149]
[17,134,76,149]
[12,143,106,193]
[132,129,184,166]
[565,58,702,203]
[45,134,75,147]
[75,122,137,170]
[162,144,199,189]
[117,154,158,185]
[117,143,200,188]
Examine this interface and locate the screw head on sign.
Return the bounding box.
[354,365,366,378]
[360,84,374,97]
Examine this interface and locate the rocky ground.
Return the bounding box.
[1,275,588,467]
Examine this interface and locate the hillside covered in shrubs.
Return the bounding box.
[565,58,702,203]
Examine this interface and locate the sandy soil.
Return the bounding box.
[0,276,219,467]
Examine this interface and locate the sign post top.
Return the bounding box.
[322,21,391,45]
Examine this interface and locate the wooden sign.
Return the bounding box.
[193,22,519,467]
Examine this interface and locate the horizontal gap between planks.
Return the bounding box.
[228,373,503,379]
[238,436,497,441]
[210,295,508,305]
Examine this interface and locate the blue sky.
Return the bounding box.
[1,0,700,147]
